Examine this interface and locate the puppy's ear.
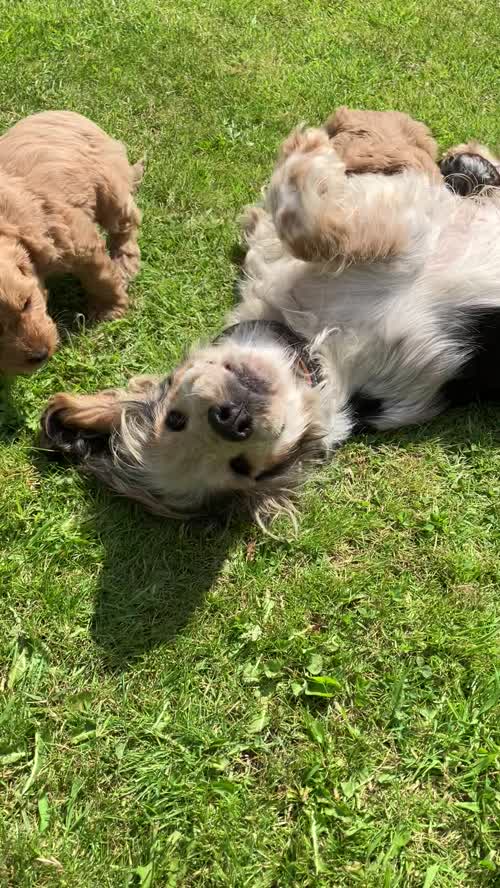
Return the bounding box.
[0,217,58,269]
[13,242,35,277]
[19,227,59,268]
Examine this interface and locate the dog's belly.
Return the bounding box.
[440,307,500,405]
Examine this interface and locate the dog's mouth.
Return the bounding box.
[222,360,272,396]
[23,348,51,372]
[214,320,323,388]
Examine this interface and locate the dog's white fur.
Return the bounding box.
[43,126,500,523]
[236,128,500,443]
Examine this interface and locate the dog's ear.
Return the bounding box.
[0,218,58,269]
[18,226,59,268]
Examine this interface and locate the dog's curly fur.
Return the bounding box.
[324,106,440,179]
[0,110,142,375]
[41,108,500,525]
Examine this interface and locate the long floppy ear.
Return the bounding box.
[0,221,59,270]
[18,226,60,267]
[0,175,60,267]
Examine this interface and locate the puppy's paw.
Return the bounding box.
[239,205,268,238]
[111,249,141,284]
[88,300,128,322]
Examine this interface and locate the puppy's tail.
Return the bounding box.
[131,157,146,192]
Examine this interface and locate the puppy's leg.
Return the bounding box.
[97,163,143,286]
[64,209,129,320]
[267,127,435,265]
[107,202,142,285]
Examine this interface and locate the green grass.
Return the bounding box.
[1,0,499,884]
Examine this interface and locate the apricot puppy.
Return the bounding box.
[0,110,143,374]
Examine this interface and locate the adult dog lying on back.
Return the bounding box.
[42,109,500,525]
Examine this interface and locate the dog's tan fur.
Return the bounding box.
[270,127,413,264]
[0,110,142,375]
[324,106,440,178]
[270,108,440,264]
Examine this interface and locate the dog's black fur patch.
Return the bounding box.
[348,391,384,432]
[231,364,271,396]
[441,308,500,405]
[440,153,500,196]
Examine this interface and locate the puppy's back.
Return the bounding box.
[0,110,133,205]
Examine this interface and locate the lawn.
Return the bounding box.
[1,0,499,885]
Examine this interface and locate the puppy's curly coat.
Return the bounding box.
[42,109,500,525]
[0,110,142,375]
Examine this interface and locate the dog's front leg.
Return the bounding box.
[40,390,126,463]
[40,374,162,458]
[267,127,429,265]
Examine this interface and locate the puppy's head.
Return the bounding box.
[0,237,58,374]
[137,328,324,520]
[44,324,326,524]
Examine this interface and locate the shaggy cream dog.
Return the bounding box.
[41,110,500,525]
[0,111,142,375]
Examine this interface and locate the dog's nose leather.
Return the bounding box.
[208,402,253,441]
[27,348,49,364]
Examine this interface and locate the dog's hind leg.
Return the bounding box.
[98,161,143,286]
[267,127,436,265]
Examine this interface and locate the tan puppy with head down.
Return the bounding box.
[0,110,142,375]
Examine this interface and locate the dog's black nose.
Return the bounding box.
[27,348,49,364]
[208,402,253,441]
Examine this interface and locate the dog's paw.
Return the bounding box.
[41,395,110,463]
[88,301,128,322]
[111,249,141,284]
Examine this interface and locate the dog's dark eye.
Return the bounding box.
[22,297,32,312]
[230,455,251,477]
[165,410,187,431]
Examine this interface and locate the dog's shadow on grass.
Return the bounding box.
[368,404,500,450]
[47,274,90,337]
[86,493,240,670]
[0,378,24,442]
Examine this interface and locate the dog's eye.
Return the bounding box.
[22,296,32,313]
[230,455,251,477]
[165,409,187,431]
